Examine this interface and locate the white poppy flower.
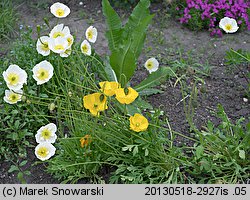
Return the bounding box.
[3,65,27,91]
[3,89,23,104]
[65,34,74,49]
[50,2,70,18]
[48,36,68,54]
[32,60,54,85]
[60,48,72,58]
[144,58,159,73]
[85,26,98,43]
[36,36,50,56]
[35,123,57,143]
[49,24,70,39]
[80,40,91,56]
[35,142,56,161]
[219,17,239,33]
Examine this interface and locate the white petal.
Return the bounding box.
[80,40,91,56]
[35,143,56,161]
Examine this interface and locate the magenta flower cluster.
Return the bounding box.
[179,0,250,37]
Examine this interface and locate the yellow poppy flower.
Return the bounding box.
[129,113,149,132]
[83,93,108,116]
[80,135,92,148]
[99,81,120,96]
[115,87,138,104]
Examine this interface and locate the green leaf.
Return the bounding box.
[135,67,172,91]
[17,172,26,184]
[239,149,245,160]
[126,97,153,115]
[200,158,211,171]
[8,165,19,173]
[20,160,28,167]
[139,88,164,96]
[103,57,117,81]
[123,0,153,58]
[195,146,204,160]
[103,0,153,84]
[133,146,139,156]
[102,0,122,52]
[110,39,136,83]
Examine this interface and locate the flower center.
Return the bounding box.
[37,68,49,81]
[56,8,65,17]
[87,31,93,39]
[9,94,18,103]
[147,62,153,69]
[41,42,49,51]
[41,129,52,139]
[136,123,140,127]
[82,44,88,53]
[37,147,49,158]
[67,38,72,46]
[225,24,232,31]
[55,44,64,50]
[53,32,65,38]
[7,73,19,85]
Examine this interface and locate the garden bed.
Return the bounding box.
[0,0,249,183]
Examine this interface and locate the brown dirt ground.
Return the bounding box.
[0,0,249,183]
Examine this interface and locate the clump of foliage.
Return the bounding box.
[0,0,18,39]
[1,0,249,185]
[173,0,250,36]
[188,105,250,183]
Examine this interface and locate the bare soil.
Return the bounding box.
[0,0,249,183]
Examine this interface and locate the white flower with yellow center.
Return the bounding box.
[49,24,70,39]
[50,2,70,18]
[65,34,74,49]
[35,123,57,143]
[36,36,50,56]
[144,58,159,73]
[3,89,23,104]
[32,60,54,85]
[35,142,56,161]
[48,36,68,54]
[219,17,239,33]
[80,40,91,56]
[85,26,98,43]
[3,65,27,91]
[60,48,72,58]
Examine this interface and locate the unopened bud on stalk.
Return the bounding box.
[26,100,31,105]
[48,103,56,112]
[43,17,50,28]
[36,25,41,37]
[21,95,27,102]
[68,91,72,97]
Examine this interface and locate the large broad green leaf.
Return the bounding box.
[102,0,152,85]
[102,0,123,52]
[123,0,153,59]
[134,67,172,92]
[110,39,136,85]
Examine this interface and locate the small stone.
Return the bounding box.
[243,98,248,103]
[79,2,83,5]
